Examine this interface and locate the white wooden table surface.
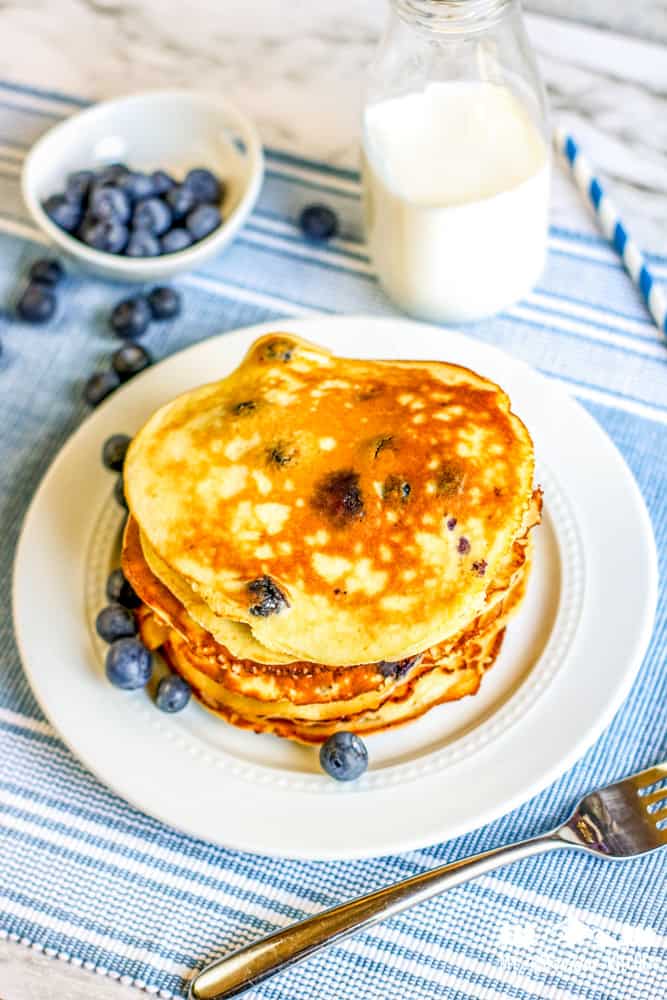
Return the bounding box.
[1,1,665,998]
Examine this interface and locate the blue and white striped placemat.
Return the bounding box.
[0,79,665,1000]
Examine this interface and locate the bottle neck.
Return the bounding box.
[392,0,515,34]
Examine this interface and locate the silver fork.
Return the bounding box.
[189,761,667,1000]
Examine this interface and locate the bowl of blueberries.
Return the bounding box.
[22,90,264,281]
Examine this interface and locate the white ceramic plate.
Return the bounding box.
[13,316,657,860]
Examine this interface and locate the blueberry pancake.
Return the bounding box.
[124,334,537,667]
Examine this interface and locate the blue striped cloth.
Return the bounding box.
[1,79,666,1000]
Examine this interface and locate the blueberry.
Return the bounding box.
[65,169,95,204]
[132,197,172,236]
[166,184,196,220]
[147,285,181,320]
[89,184,131,223]
[29,258,64,286]
[17,282,57,323]
[160,228,193,254]
[299,204,339,242]
[112,341,152,381]
[184,167,222,204]
[83,369,120,407]
[96,162,130,186]
[96,603,137,643]
[114,474,128,509]
[102,432,132,471]
[117,171,155,202]
[43,194,81,233]
[110,296,152,339]
[125,230,161,258]
[186,204,221,241]
[319,732,368,781]
[106,568,141,608]
[150,169,176,196]
[79,217,129,254]
[105,637,152,690]
[155,674,191,713]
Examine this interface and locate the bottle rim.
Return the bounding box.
[392,0,514,32]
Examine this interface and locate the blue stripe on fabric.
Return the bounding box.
[0,821,303,942]
[0,910,186,996]
[263,145,360,182]
[0,780,332,911]
[265,167,360,200]
[511,302,664,356]
[535,366,667,413]
[0,97,61,119]
[236,232,375,283]
[0,77,90,108]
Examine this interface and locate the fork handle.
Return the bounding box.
[189,832,565,999]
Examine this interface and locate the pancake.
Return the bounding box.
[140,529,297,665]
[123,490,539,707]
[139,559,525,743]
[125,333,536,665]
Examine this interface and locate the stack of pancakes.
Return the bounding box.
[122,334,541,744]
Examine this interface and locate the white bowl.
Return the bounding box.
[22,90,264,282]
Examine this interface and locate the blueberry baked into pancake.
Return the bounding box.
[122,333,541,743]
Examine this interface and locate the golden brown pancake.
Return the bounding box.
[123,490,539,708]
[137,560,525,743]
[125,334,536,665]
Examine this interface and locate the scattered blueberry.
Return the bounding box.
[155,674,191,713]
[147,285,181,320]
[184,167,222,204]
[114,475,128,509]
[299,204,339,242]
[150,169,176,196]
[112,341,153,381]
[89,184,132,223]
[117,171,155,202]
[132,196,172,236]
[106,568,141,608]
[319,732,368,781]
[105,637,152,690]
[65,169,95,204]
[160,228,192,254]
[186,204,221,241]
[96,603,137,643]
[166,184,197,220]
[110,296,152,339]
[43,194,81,233]
[29,258,64,286]
[17,282,57,323]
[126,230,161,258]
[84,369,120,407]
[102,433,132,471]
[79,217,129,254]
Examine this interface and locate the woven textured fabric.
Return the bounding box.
[1,79,666,1000]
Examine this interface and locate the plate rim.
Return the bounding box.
[12,314,658,859]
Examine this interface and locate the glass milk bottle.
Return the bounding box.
[362,0,550,323]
